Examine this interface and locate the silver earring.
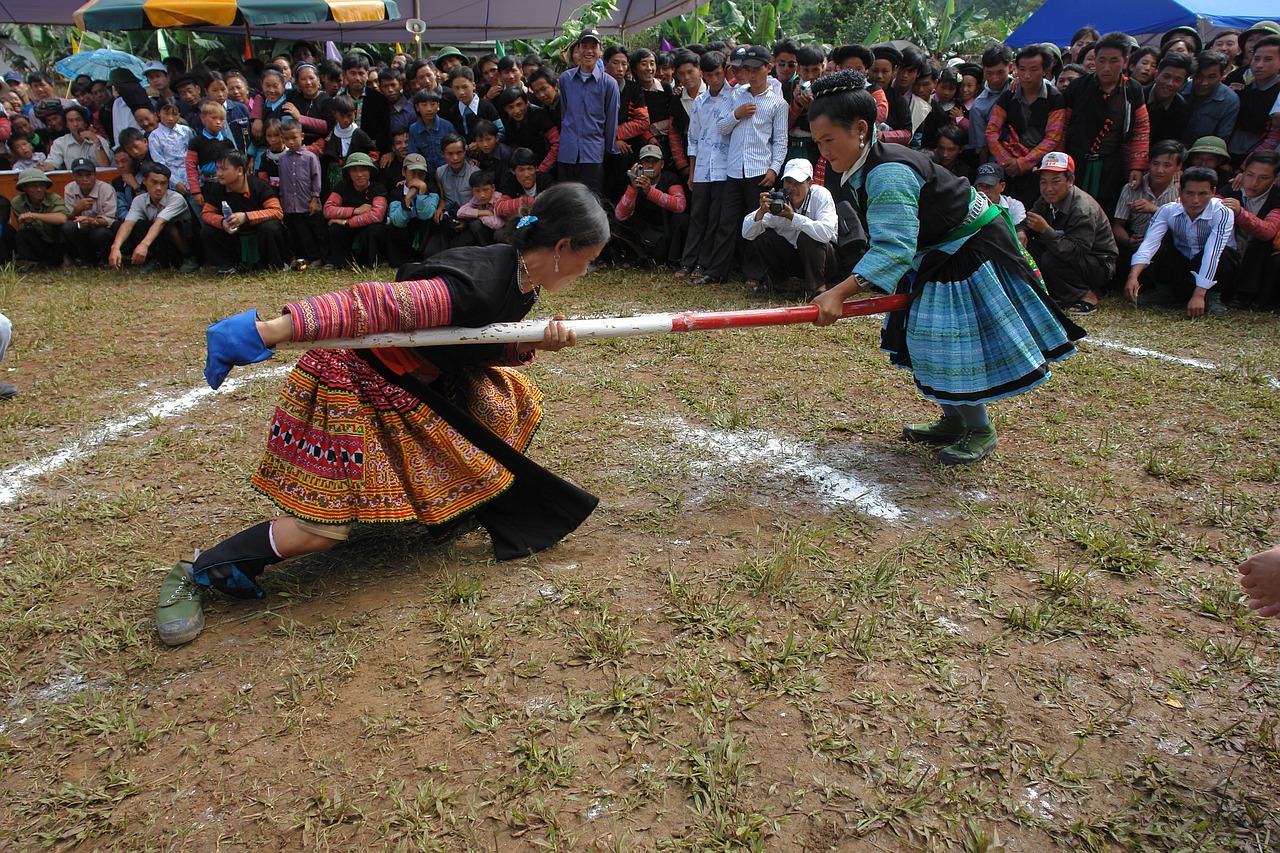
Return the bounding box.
[554,255,560,273]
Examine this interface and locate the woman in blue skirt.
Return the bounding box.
[807,70,1084,465]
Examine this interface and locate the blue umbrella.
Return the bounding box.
[55,49,146,82]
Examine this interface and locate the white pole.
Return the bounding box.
[275,313,682,350]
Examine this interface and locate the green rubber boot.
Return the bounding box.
[938,425,999,465]
[902,415,965,445]
[156,560,205,647]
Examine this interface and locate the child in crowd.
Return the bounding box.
[386,152,442,263]
[320,94,377,193]
[456,170,506,245]
[435,133,478,245]
[186,100,236,208]
[469,120,513,177]
[9,135,44,170]
[407,89,456,174]
[148,96,194,192]
[278,119,325,269]
[256,118,286,188]
[495,147,553,219]
[444,66,501,142]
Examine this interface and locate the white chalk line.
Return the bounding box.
[0,364,292,506]
[1087,337,1280,390]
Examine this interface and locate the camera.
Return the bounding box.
[631,164,656,179]
[800,80,812,97]
[768,189,787,215]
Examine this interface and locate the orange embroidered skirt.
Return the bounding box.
[250,348,543,526]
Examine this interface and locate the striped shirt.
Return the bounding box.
[1133,197,1236,290]
[687,86,734,183]
[717,84,788,179]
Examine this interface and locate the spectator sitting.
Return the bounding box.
[435,133,479,245]
[186,100,237,210]
[60,157,117,267]
[386,152,443,263]
[109,161,198,273]
[740,157,837,295]
[320,94,377,193]
[1220,149,1280,308]
[932,125,975,182]
[112,146,143,222]
[612,144,688,269]
[407,89,456,174]
[469,120,513,179]
[1185,135,1235,187]
[323,151,388,268]
[1024,152,1118,314]
[11,168,68,270]
[42,105,111,171]
[974,163,1028,244]
[278,119,326,269]
[495,147,554,220]
[8,135,45,171]
[117,127,151,172]
[456,170,506,246]
[1124,166,1238,317]
[199,149,288,274]
[148,96,195,192]
[1112,139,1183,287]
[32,99,68,139]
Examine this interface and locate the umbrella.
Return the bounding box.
[55,47,146,81]
[73,0,399,32]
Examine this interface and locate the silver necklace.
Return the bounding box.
[517,253,541,302]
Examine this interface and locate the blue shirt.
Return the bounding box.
[968,83,1005,152]
[1180,81,1240,146]
[557,61,620,165]
[408,116,457,174]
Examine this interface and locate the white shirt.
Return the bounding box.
[998,194,1026,226]
[717,84,788,179]
[687,86,733,183]
[1133,197,1236,290]
[741,183,838,247]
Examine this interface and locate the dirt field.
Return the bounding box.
[1,264,1277,851]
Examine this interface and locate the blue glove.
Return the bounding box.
[204,309,273,390]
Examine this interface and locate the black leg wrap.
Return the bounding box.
[192,521,284,599]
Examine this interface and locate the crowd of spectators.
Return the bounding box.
[0,22,1278,317]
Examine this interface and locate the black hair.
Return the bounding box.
[528,67,558,89]
[154,95,181,113]
[1128,47,1159,70]
[216,149,249,171]
[1150,139,1185,160]
[119,127,148,146]
[1096,32,1133,57]
[831,44,874,69]
[797,45,826,67]
[937,124,967,146]
[899,47,925,73]
[772,39,800,58]
[448,66,475,84]
[656,52,674,69]
[1071,26,1100,44]
[141,160,172,181]
[670,49,698,71]
[603,44,628,64]
[705,41,730,55]
[496,87,529,110]
[473,119,499,138]
[1017,44,1054,70]
[475,53,499,73]
[509,182,610,251]
[1180,166,1218,189]
[1194,50,1230,75]
[981,44,1015,68]
[629,48,655,70]
[377,67,402,83]
[1059,62,1086,77]
[63,104,90,123]
[938,67,960,86]
[342,52,371,71]
[916,60,938,82]
[510,147,538,167]
[522,54,543,69]
[262,68,287,86]
[331,94,356,115]
[1254,35,1280,53]
[808,70,877,132]
[174,75,202,92]
[699,51,727,73]
[408,58,433,80]
[469,169,496,188]
[1243,148,1280,172]
[872,45,902,68]
[279,117,303,135]
[71,80,91,97]
[26,71,50,85]
[413,88,441,104]
[497,55,520,74]
[441,133,465,151]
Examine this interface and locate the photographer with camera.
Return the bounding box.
[740,158,839,294]
[611,144,688,266]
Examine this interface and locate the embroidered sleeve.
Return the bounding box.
[284,277,455,341]
[853,163,926,289]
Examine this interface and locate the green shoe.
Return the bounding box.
[902,415,965,445]
[156,560,205,646]
[938,425,998,465]
[1205,291,1227,318]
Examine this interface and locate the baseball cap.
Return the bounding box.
[730,45,771,67]
[975,162,1005,186]
[575,28,603,47]
[15,168,52,188]
[1036,152,1074,173]
[780,158,813,183]
[402,153,428,172]
[1187,136,1229,158]
[637,144,663,161]
[70,157,96,173]
[144,61,168,75]
[2,71,21,85]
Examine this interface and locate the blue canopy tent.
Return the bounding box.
[1007,0,1276,47]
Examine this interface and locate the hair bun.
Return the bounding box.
[811,69,868,99]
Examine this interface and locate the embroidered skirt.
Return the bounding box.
[250,348,543,526]
[881,220,1083,405]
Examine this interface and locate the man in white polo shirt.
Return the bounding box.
[740,157,839,294]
